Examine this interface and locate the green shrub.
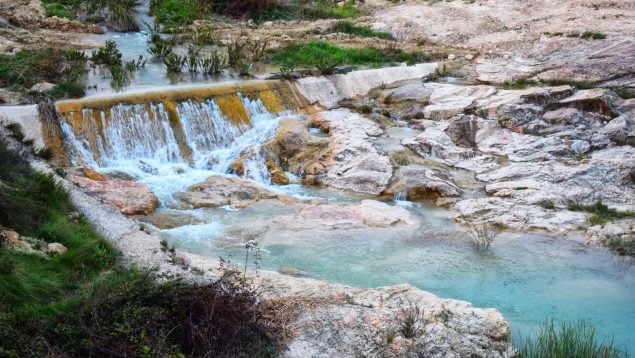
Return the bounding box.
[43,3,75,19]
[91,40,122,66]
[581,31,607,40]
[48,81,85,99]
[0,48,87,90]
[517,319,627,358]
[151,0,200,27]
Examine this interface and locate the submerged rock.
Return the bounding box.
[69,175,159,215]
[178,175,294,209]
[272,200,418,230]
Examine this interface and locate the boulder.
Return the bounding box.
[385,165,462,200]
[304,109,393,195]
[69,175,159,215]
[178,175,294,209]
[46,242,67,255]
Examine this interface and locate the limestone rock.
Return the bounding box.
[178,175,294,209]
[385,165,462,200]
[305,109,393,195]
[273,200,418,230]
[280,284,511,357]
[70,175,159,215]
[46,242,67,255]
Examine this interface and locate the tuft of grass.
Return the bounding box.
[581,31,607,40]
[0,48,87,91]
[517,319,627,358]
[328,21,394,40]
[567,201,635,226]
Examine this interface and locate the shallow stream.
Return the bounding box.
[65,8,635,352]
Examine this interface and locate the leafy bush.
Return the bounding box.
[91,40,123,66]
[517,319,627,358]
[43,2,75,19]
[151,0,200,27]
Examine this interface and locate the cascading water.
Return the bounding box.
[58,90,297,198]
[53,83,635,353]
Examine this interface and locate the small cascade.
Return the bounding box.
[394,191,407,201]
[54,81,300,187]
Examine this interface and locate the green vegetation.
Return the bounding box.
[0,48,87,91]
[581,31,607,40]
[43,2,75,19]
[328,21,394,40]
[151,0,200,27]
[567,201,635,226]
[0,138,280,357]
[271,40,421,74]
[517,319,627,358]
[42,0,140,31]
[252,0,363,23]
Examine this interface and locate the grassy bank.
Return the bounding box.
[270,40,421,73]
[0,138,278,357]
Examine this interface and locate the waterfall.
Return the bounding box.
[56,87,297,186]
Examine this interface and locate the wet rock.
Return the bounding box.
[82,167,107,181]
[385,165,462,200]
[265,159,289,185]
[273,200,418,230]
[266,119,310,163]
[305,109,393,195]
[178,175,294,209]
[69,175,159,215]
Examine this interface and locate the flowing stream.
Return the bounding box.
[61,5,635,352]
[57,92,635,352]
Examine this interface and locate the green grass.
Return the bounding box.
[0,48,87,92]
[581,31,607,40]
[517,319,628,358]
[0,139,117,309]
[0,138,280,357]
[328,21,394,40]
[151,0,201,27]
[43,2,75,19]
[270,40,421,72]
[567,201,635,226]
